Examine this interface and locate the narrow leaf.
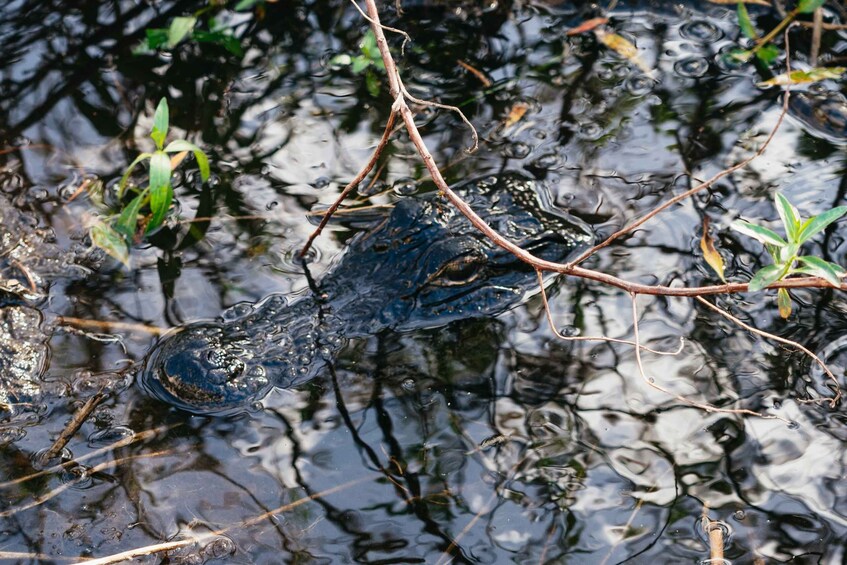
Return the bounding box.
[737,2,758,39]
[90,221,130,266]
[797,0,826,13]
[148,152,172,231]
[777,288,792,319]
[700,217,726,282]
[167,16,196,48]
[748,264,784,292]
[235,0,262,10]
[757,67,846,88]
[797,255,843,287]
[774,192,800,242]
[115,190,148,239]
[118,152,152,196]
[594,28,654,76]
[151,98,169,150]
[731,219,787,247]
[164,140,210,182]
[796,206,847,243]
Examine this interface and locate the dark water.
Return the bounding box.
[2,0,847,562]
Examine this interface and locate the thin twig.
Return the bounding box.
[630,294,788,421]
[348,0,412,53]
[568,90,791,267]
[0,424,176,489]
[695,296,841,407]
[43,389,106,461]
[399,82,479,153]
[536,270,685,356]
[300,110,397,257]
[56,316,165,336]
[75,476,370,565]
[810,7,823,66]
[0,451,173,518]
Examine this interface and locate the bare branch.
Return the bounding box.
[630,294,789,422]
[300,110,398,257]
[696,296,841,407]
[537,270,685,356]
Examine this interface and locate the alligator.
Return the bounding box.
[141,174,593,415]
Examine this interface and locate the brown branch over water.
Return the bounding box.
[357,0,836,300]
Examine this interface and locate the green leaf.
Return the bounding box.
[164,140,210,182]
[757,67,847,88]
[115,190,148,239]
[731,219,787,247]
[151,98,169,150]
[351,56,370,74]
[90,221,130,267]
[144,28,169,50]
[797,255,843,287]
[118,152,153,196]
[748,264,785,292]
[774,192,801,242]
[777,288,792,319]
[365,70,381,98]
[148,152,172,231]
[755,44,780,65]
[167,16,197,48]
[797,0,826,13]
[737,2,758,39]
[796,206,847,243]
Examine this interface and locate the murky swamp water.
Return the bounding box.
[2,0,847,562]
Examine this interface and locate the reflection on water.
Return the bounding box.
[2,0,847,562]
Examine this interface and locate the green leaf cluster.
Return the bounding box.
[135,13,243,57]
[92,98,211,266]
[732,192,847,316]
[329,30,386,97]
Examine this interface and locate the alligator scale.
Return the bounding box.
[141,174,593,415]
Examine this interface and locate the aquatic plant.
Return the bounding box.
[732,193,847,317]
[89,98,210,265]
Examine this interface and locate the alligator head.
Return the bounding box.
[141,173,593,415]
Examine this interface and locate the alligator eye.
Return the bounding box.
[426,253,485,287]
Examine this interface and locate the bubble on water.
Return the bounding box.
[32,447,71,470]
[204,537,236,559]
[733,510,746,521]
[528,153,562,171]
[401,378,416,391]
[680,20,723,42]
[393,178,418,196]
[503,142,531,159]
[578,122,603,141]
[310,176,330,189]
[675,57,710,78]
[626,75,655,96]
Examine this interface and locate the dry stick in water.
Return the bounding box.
[630,294,789,422]
[43,389,106,461]
[696,296,841,407]
[74,476,369,565]
[300,110,397,257]
[0,424,176,490]
[57,315,165,336]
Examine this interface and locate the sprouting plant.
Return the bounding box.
[731,192,847,317]
[89,98,210,265]
[330,30,386,97]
